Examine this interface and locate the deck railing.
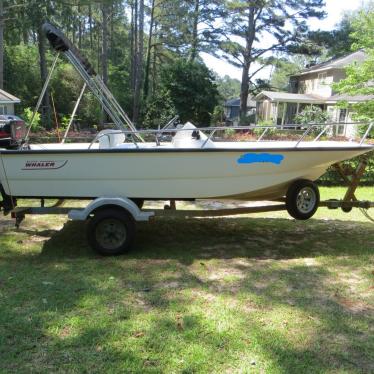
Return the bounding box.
[86,122,373,149]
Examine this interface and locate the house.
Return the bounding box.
[0,88,20,115]
[255,51,372,136]
[224,96,256,125]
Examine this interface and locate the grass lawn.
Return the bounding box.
[0,187,373,373]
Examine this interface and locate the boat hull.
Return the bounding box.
[0,145,372,200]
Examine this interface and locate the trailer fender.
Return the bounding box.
[68,197,154,222]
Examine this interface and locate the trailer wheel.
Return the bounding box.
[286,180,320,220]
[342,206,353,213]
[87,208,135,256]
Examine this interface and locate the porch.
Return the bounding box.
[255,91,326,127]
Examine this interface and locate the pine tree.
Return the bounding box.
[220,0,325,120]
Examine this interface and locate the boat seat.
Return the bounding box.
[98,130,126,149]
[172,122,215,148]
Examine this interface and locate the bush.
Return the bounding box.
[294,106,330,125]
[253,120,276,138]
[318,153,374,186]
[143,88,177,129]
[160,59,219,126]
[22,107,41,131]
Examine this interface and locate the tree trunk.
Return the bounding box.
[143,0,155,100]
[239,61,250,120]
[130,1,134,91]
[239,9,255,120]
[152,22,158,96]
[133,0,144,125]
[37,25,51,129]
[101,3,109,125]
[0,0,4,89]
[131,0,138,91]
[78,5,82,50]
[190,0,199,62]
[89,4,93,51]
[101,4,109,86]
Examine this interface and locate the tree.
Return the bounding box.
[270,56,309,91]
[334,4,374,124]
[308,15,355,58]
[0,0,4,89]
[188,0,224,61]
[219,0,326,120]
[216,75,241,101]
[160,59,219,125]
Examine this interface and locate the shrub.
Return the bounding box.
[22,107,41,131]
[294,106,330,125]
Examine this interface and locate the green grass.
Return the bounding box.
[0,187,373,373]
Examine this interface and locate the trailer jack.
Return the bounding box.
[332,155,370,213]
[0,184,17,216]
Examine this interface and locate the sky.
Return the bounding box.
[201,0,367,81]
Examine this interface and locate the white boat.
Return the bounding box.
[0,123,372,202]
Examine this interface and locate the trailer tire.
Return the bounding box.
[286,180,320,220]
[87,208,135,256]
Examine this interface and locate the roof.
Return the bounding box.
[225,98,240,107]
[291,50,367,77]
[255,91,326,104]
[225,97,256,107]
[326,94,374,103]
[255,90,374,104]
[0,89,20,104]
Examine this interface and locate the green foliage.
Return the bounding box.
[253,121,276,137]
[219,0,326,114]
[319,155,374,185]
[216,75,241,102]
[270,56,309,91]
[294,106,330,125]
[60,115,71,131]
[333,5,374,130]
[4,45,41,112]
[160,59,219,125]
[22,107,41,131]
[223,128,235,138]
[211,105,224,125]
[143,88,177,129]
[308,15,355,58]
[239,113,256,126]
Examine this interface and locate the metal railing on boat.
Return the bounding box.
[86,122,374,150]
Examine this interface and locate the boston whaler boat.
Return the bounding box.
[0,23,373,255]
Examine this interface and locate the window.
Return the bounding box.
[339,108,347,123]
[0,105,7,115]
[337,108,347,135]
[318,72,327,88]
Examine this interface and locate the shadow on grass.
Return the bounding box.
[0,216,373,372]
[37,216,374,262]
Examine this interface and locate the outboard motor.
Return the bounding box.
[0,115,26,149]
